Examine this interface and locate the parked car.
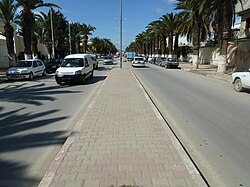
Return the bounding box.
[232,66,250,92]
[55,54,94,85]
[6,59,46,80]
[132,56,145,67]
[102,56,113,65]
[164,57,179,68]
[44,59,62,73]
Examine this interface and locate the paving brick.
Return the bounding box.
[41,64,206,187]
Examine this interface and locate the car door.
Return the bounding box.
[84,58,90,76]
[32,61,39,76]
[37,60,44,75]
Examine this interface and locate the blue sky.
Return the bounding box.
[44,0,177,49]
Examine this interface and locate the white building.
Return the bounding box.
[0,22,48,68]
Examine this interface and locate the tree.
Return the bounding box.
[81,23,95,53]
[0,0,17,66]
[16,0,59,59]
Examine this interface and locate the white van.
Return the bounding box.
[55,54,94,85]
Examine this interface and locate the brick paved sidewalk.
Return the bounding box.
[39,62,207,187]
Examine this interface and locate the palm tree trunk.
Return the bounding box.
[168,32,174,57]
[192,15,200,69]
[174,33,179,58]
[23,11,35,59]
[217,1,232,74]
[4,23,16,66]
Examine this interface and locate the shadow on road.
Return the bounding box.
[0,82,81,106]
[0,106,68,187]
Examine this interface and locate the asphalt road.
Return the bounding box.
[0,62,115,187]
[132,63,250,187]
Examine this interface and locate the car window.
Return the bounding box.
[61,58,84,67]
[37,60,43,66]
[85,58,89,67]
[15,60,32,67]
[33,61,38,67]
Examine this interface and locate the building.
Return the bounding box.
[0,22,48,69]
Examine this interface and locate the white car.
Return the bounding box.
[132,57,145,67]
[232,67,250,92]
[6,59,46,80]
[55,54,94,85]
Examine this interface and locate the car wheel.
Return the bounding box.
[29,72,34,80]
[56,79,62,85]
[234,78,243,92]
[90,70,94,79]
[42,70,46,76]
[81,74,86,84]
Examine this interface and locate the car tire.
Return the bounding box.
[81,74,86,84]
[90,70,94,79]
[56,79,62,85]
[29,72,34,80]
[234,78,243,92]
[42,70,46,76]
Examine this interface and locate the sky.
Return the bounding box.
[42,0,178,50]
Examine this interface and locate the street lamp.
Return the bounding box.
[120,0,123,69]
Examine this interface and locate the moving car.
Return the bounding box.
[55,54,94,85]
[44,59,62,73]
[232,66,250,92]
[132,56,145,67]
[102,56,113,65]
[164,57,179,68]
[6,59,46,80]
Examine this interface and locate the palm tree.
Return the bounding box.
[161,13,177,57]
[0,0,17,66]
[16,0,59,59]
[175,0,210,69]
[81,23,96,53]
[207,0,242,73]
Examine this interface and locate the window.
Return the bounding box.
[33,61,38,67]
[85,58,89,67]
[37,60,43,66]
[246,17,250,29]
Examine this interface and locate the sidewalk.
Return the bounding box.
[179,62,231,82]
[39,62,207,187]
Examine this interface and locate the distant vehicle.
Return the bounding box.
[132,56,145,67]
[44,59,62,73]
[90,54,98,69]
[102,56,113,65]
[126,52,136,61]
[55,54,94,85]
[232,66,250,92]
[164,57,179,68]
[6,59,46,80]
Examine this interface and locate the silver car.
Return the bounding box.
[6,59,46,80]
[164,57,179,68]
[132,57,145,67]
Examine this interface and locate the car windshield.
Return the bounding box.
[135,58,144,61]
[161,57,166,61]
[167,58,177,61]
[103,56,112,59]
[15,60,32,67]
[61,58,84,67]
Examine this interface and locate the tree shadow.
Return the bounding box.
[0,82,81,106]
[0,160,37,187]
[0,106,68,186]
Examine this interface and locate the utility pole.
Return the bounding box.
[50,7,55,59]
[119,0,123,69]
